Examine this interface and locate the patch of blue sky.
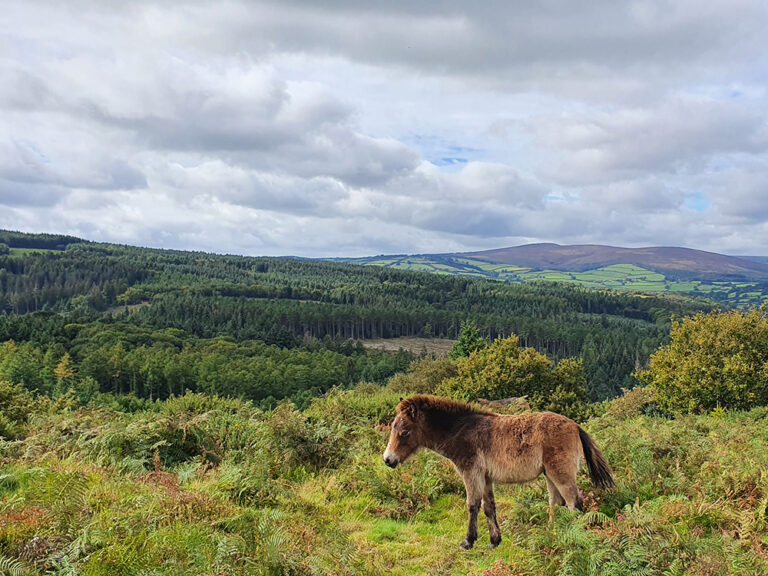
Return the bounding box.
[17,139,51,164]
[403,134,484,167]
[433,157,469,167]
[684,192,711,212]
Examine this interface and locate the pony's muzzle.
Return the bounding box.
[383,455,399,468]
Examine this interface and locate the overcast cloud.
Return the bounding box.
[2,1,768,256]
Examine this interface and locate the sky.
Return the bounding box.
[2,1,768,257]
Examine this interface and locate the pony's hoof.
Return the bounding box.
[459,539,474,550]
[488,538,501,549]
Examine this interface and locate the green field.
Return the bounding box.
[339,256,768,307]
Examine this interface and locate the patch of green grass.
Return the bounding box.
[368,519,408,543]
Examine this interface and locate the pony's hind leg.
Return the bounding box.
[545,475,565,524]
[482,479,502,548]
[549,474,583,512]
[544,448,583,513]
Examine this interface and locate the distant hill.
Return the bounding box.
[739,255,768,266]
[0,229,87,251]
[339,244,768,307]
[461,244,768,281]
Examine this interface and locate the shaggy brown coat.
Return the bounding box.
[382,395,614,549]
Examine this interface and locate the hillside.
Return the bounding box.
[341,245,768,307]
[1,230,767,575]
[462,244,768,280]
[0,230,712,401]
[1,386,766,575]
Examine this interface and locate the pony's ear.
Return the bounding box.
[404,400,418,419]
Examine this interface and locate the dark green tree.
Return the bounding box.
[449,321,488,359]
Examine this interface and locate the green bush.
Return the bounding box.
[0,379,40,439]
[304,386,401,426]
[602,386,657,420]
[436,336,591,420]
[385,357,457,395]
[449,321,488,359]
[636,309,768,413]
[262,402,354,474]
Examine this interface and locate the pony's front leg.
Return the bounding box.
[460,470,485,550]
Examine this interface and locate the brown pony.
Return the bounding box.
[382,395,614,550]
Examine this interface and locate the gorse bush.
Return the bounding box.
[385,357,458,395]
[636,309,768,413]
[602,386,658,420]
[436,336,591,420]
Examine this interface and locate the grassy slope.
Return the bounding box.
[340,255,768,307]
[1,389,767,575]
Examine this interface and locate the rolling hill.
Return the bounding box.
[340,244,768,307]
[461,243,768,280]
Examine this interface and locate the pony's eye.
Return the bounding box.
[399,430,410,438]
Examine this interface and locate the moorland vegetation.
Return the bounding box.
[1,231,767,574]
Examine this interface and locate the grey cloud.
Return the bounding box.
[157,160,350,215]
[0,140,146,192]
[30,53,418,188]
[0,68,59,110]
[0,182,65,207]
[2,1,768,256]
[703,166,768,222]
[385,162,548,208]
[526,98,768,184]
[151,0,768,98]
[580,179,684,214]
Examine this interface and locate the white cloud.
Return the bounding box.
[2,1,768,255]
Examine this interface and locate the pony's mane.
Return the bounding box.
[397,395,489,417]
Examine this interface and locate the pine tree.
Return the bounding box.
[449,321,487,359]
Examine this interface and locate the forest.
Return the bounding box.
[0,231,713,402]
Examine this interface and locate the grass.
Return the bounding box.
[1,386,768,575]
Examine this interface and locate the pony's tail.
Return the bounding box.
[578,427,615,490]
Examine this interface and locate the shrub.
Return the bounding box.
[385,357,457,395]
[603,386,657,420]
[436,336,591,420]
[635,309,768,413]
[262,402,354,473]
[341,449,463,520]
[305,386,401,426]
[0,379,39,439]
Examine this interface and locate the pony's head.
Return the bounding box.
[382,398,423,468]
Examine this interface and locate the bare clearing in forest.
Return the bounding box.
[362,337,455,356]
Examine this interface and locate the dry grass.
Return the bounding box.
[362,337,456,356]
